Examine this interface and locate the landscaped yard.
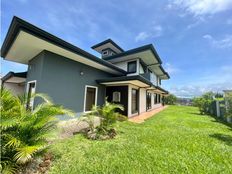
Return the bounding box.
[49,105,232,174]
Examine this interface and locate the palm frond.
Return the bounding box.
[0,161,17,174]
[1,88,75,170]
[4,134,22,148]
[14,145,45,164]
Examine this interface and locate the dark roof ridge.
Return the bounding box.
[1,71,27,82]
[91,38,124,52]
[103,44,163,64]
[1,16,126,75]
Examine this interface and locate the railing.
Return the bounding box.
[140,72,150,81]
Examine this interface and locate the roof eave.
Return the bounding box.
[103,44,162,64]
[1,16,127,75]
[91,39,124,52]
[1,71,27,82]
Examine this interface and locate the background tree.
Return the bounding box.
[192,92,214,114]
[163,94,177,105]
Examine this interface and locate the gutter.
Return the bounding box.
[1,16,127,75]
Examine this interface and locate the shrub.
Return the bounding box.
[225,93,232,118]
[82,100,125,140]
[193,92,214,114]
[0,88,74,174]
[163,94,177,105]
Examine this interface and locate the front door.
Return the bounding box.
[84,86,97,112]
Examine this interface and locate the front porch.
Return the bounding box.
[129,105,168,123]
[97,75,169,117]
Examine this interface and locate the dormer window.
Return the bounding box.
[102,50,108,56]
[127,61,137,74]
[92,39,124,58]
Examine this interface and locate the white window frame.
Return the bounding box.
[112,91,121,102]
[26,80,37,110]
[83,85,98,113]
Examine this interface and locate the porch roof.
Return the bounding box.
[2,71,27,83]
[96,75,169,94]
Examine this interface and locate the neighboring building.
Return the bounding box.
[1,71,27,96]
[1,16,170,117]
[176,97,193,106]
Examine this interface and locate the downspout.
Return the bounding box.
[146,89,148,112]
[138,87,141,115]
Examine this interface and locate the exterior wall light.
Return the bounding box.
[80,71,84,76]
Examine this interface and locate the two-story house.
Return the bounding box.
[1,16,170,117]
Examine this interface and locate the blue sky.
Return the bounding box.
[1,0,232,97]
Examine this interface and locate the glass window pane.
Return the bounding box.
[85,87,96,111]
[128,61,137,73]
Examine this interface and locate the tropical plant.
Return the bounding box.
[163,94,177,105]
[0,88,74,174]
[82,100,125,140]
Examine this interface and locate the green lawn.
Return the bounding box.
[49,106,232,174]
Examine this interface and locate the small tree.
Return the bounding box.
[0,88,74,174]
[82,100,125,140]
[163,94,177,105]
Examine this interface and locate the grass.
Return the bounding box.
[49,105,232,174]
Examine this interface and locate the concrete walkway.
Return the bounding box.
[129,105,168,123]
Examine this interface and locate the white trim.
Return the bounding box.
[26,80,37,110]
[83,85,98,113]
[5,31,123,75]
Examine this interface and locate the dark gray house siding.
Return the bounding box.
[26,50,112,113]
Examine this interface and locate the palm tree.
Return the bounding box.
[0,88,74,174]
[82,100,125,139]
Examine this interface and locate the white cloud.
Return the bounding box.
[164,63,180,74]
[170,0,232,16]
[152,25,163,37]
[186,17,205,29]
[170,82,232,98]
[135,25,163,42]
[203,34,232,48]
[135,32,150,42]
[168,64,232,97]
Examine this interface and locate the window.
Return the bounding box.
[84,86,97,112]
[156,94,160,103]
[113,91,121,102]
[146,92,152,110]
[102,50,108,56]
[26,81,36,110]
[127,61,137,73]
[131,89,138,114]
[154,93,157,104]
